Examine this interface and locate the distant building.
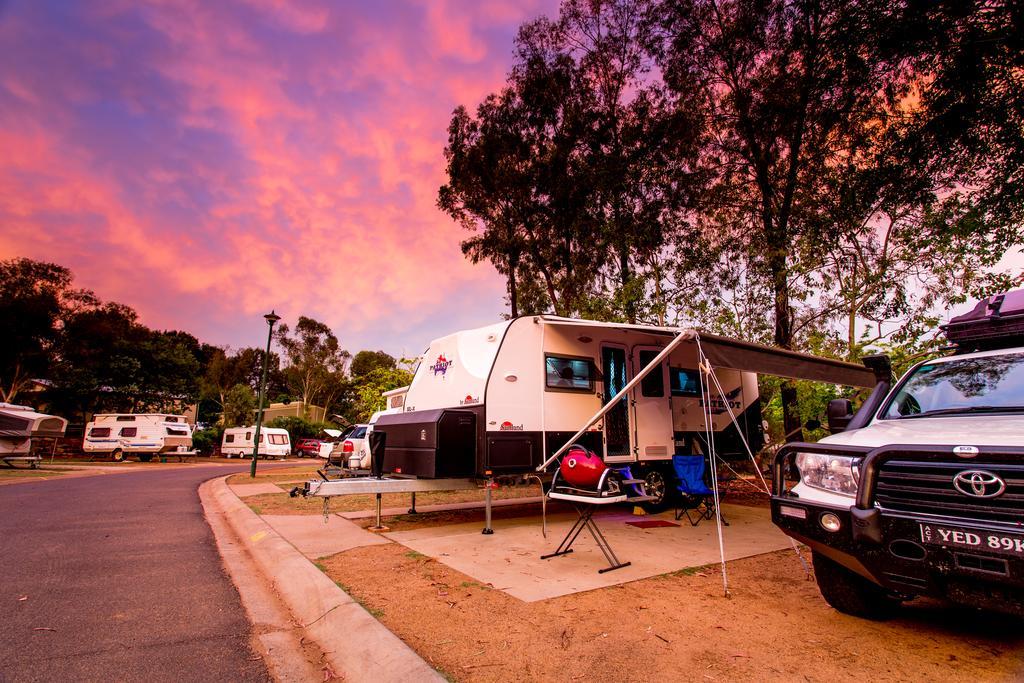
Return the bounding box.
[255,401,326,423]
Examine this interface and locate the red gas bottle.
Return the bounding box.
[559,445,608,490]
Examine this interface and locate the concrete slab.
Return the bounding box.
[385,503,790,602]
[338,496,544,520]
[230,482,286,497]
[262,514,390,559]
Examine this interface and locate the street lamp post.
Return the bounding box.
[251,310,281,478]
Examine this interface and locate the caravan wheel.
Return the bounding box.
[111,449,125,463]
[639,466,676,513]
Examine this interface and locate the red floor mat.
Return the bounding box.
[626,520,680,528]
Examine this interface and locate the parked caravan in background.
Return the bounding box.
[380,386,409,413]
[0,403,68,468]
[374,316,876,510]
[83,414,192,462]
[220,426,291,459]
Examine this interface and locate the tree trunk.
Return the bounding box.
[508,254,519,318]
[768,225,803,442]
[620,246,635,323]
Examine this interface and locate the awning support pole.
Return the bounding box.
[536,328,695,472]
[482,478,494,535]
[696,338,811,581]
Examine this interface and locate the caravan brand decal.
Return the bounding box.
[459,395,479,405]
[430,354,453,377]
[699,386,743,415]
[499,421,524,431]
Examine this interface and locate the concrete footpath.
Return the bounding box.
[202,477,443,682]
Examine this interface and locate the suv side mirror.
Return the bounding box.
[827,399,854,433]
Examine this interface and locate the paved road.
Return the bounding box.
[0,465,279,682]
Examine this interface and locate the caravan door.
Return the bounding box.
[630,347,674,461]
[601,345,633,462]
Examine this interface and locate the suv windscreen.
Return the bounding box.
[882,351,1024,419]
[350,426,368,439]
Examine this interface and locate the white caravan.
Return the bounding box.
[374,316,878,508]
[221,426,291,459]
[0,403,68,467]
[83,414,193,462]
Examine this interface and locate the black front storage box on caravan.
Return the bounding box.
[373,409,476,478]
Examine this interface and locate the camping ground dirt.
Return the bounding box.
[320,544,1024,682]
[238,470,1024,680]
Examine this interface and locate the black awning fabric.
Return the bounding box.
[695,333,877,387]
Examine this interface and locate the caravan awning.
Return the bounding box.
[538,316,877,388]
[695,333,876,387]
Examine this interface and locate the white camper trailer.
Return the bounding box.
[83,413,193,462]
[374,316,878,508]
[220,426,291,459]
[0,403,68,468]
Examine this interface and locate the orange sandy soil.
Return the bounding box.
[321,546,1024,682]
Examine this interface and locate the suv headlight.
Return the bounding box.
[794,452,861,496]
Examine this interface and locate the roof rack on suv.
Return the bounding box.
[941,288,1024,352]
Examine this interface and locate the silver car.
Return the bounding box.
[330,424,370,469]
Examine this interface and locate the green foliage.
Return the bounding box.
[198,346,286,423]
[350,350,396,377]
[267,416,332,443]
[191,426,224,455]
[439,0,693,321]
[350,362,414,423]
[222,384,256,427]
[276,316,350,416]
[0,258,95,403]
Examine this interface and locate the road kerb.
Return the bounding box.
[205,475,444,682]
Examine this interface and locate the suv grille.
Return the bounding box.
[876,460,1024,523]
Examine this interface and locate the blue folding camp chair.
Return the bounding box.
[672,454,727,526]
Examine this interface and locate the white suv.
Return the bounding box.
[773,294,1024,619]
[330,424,371,469]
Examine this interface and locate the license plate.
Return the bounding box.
[920,523,1024,558]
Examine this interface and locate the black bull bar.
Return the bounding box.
[773,442,1024,543]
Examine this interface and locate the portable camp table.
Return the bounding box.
[541,491,631,573]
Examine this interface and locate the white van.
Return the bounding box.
[221,426,291,459]
[83,414,193,462]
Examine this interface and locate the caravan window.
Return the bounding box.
[225,434,235,443]
[638,350,665,397]
[89,427,111,438]
[670,368,702,397]
[119,427,137,437]
[545,356,595,392]
[116,416,135,422]
[166,417,179,423]
[246,432,252,441]
[269,433,288,445]
[166,427,188,436]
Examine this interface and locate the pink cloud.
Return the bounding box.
[0,0,557,352]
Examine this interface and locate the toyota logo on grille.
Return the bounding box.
[952,470,1006,499]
